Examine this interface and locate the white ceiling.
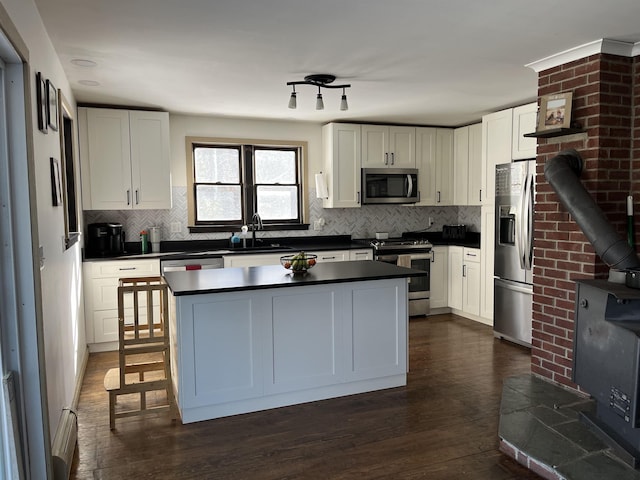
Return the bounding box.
[34,0,640,127]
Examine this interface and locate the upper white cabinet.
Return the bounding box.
[481,109,513,205]
[415,127,453,206]
[361,125,416,168]
[322,123,361,208]
[79,107,171,210]
[512,103,538,160]
[453,123,482,206]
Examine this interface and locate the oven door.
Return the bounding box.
[376,252,431,316]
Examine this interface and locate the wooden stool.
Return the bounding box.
[104,276,178,429]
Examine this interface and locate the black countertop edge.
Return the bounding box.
[82,235,370,261]
[164,260,426,296]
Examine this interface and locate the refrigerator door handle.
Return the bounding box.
[495,277,532,295]
[522,173,534,271]
[516,178,526,270]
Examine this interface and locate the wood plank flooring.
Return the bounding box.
[70,314,541,479]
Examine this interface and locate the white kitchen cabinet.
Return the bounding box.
[461,248,481,316]
[481,109,512,205]
[79,107,171,210]
[453,123,482,206]
[83,258,160,351]
[480,205,495,324]
[362,125,416,168]
[349,249,373,261]
[430,246,448,309]
[322,123,361,208]
[447,246,481,317]
[512,102,538,160]
[314,250,348,262]
[448,246,463,310]
[415,127,454,206]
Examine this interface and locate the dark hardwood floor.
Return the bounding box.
[70,314,541,479]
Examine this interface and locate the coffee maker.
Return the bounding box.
[86,223,125,257]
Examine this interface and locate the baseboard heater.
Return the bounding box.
[52,408,77,480]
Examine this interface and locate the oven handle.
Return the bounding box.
[376,254,398,263]
[376,252,433,263]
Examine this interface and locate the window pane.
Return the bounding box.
[256,186,298,220]
[254,149,296,184]
[196,185,242,221]
[194,147,240,183]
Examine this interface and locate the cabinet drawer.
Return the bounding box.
[88,259,160,278]
[314,250,348,262]
[463,248,480,263]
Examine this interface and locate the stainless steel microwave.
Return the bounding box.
[362,168,419,204]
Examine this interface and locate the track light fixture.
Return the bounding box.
[287,74,351,111]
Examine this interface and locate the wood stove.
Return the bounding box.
[574,279,640,467]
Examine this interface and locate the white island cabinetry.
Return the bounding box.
[165,262,414,423]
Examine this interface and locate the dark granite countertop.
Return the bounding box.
[83,235,370,262]
[163,260,425,296]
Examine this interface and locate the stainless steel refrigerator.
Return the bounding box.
[493,160,534,347]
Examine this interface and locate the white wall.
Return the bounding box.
[169,114,323,187]
[1,0,86,447]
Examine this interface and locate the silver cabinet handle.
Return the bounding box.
[462,264,467,277]
[322,256,336,260]
[391,152,395,165]
[437,191,441,203]
[384,153,388,165]
[357,191,360,204]
[135,189,140,205]
[479,189,482,202]
[119,267,137,271]
[127,190,131,205]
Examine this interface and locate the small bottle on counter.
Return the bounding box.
[140,230,149,254]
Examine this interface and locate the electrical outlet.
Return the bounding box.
[428,217,434,226]
[170,222,181,233]
[313,220,324,231]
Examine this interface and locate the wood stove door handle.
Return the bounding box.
[579,298,588,308]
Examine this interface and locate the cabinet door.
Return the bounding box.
[129,111,172,209]
[480,205,495,322]
[463,259,481,316]
[435,129,454,205]
[388,126,416,167]
[481,109,513,205]
[512,103,538,160]
[453,127,469,205]
[430,246,448,309]
[415,127,437,206]
[361,124,388,168]
[322,123,361,208]
[447,246,463,310]
[467,123,483,206]
[83,108,132,210]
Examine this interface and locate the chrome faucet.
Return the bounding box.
[251,212,263,246]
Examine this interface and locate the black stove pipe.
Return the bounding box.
[543,149,640,270]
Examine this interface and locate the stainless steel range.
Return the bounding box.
[370,239,432,316]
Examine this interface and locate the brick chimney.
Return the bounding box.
[532,51,637,388]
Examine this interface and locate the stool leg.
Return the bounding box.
[109,392,116,430]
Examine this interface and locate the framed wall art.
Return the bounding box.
[35,72,47,133]
[538,92,573,131]
[46,79,58,131]
[50,157,62,206]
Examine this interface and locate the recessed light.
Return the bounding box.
[71,59,97,68]
[78,80,100,87]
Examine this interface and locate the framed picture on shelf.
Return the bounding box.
[35,72,47,134]
[50,157,63,206]
[538,92,573,131]
[46,79,58,131]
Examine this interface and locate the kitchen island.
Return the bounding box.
[163,260,425,423]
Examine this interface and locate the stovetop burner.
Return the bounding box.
[369,238,433,251]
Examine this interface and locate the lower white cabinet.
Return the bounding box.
[349,249,373,261]
[430,246,448,309]
[223,249,367,268]
[83,258,160,350]
[447,247,481,317]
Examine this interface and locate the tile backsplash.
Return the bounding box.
[84,187,480,243]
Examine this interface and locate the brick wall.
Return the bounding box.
[531,53,636,388]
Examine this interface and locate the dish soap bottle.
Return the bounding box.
[140,230,149,254]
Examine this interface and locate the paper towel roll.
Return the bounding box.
[315,173,328,199]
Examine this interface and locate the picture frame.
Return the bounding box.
[538,92,573,131]
[50,157,63,206]
[35,72,47,134]
[46,79,58,132]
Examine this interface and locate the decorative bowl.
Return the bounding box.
[280,253,317,275]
